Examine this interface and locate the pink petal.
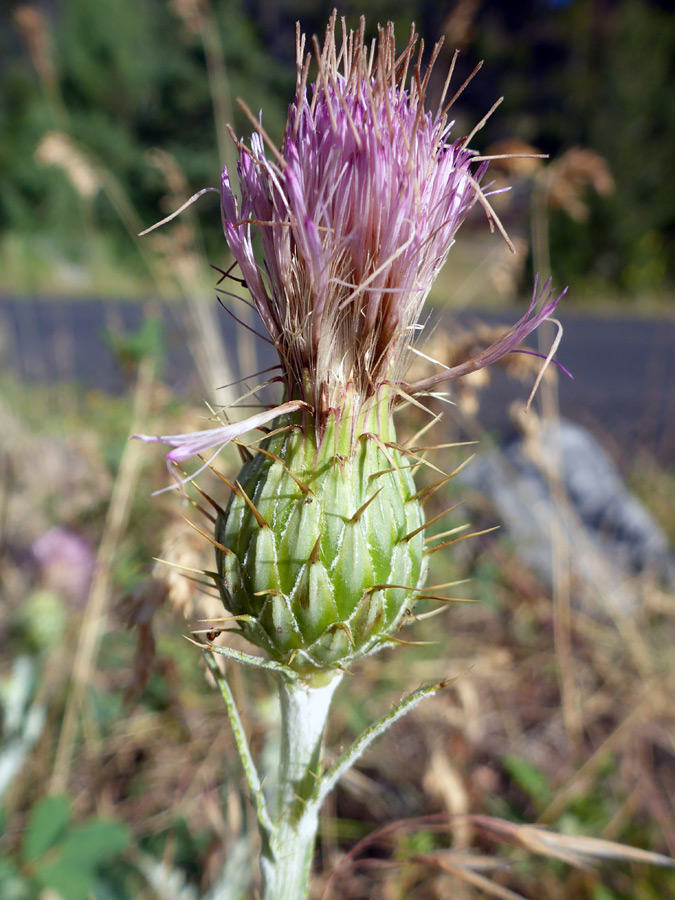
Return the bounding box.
[133,400,309,463]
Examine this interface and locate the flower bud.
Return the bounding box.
[216,391,426,675]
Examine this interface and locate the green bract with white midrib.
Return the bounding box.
[215,390,427,677]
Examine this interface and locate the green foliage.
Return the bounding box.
[0,857,27,900]
[394,828,438,859]
[502,753,552,809]
[0,794,130,900]
[1,0,293,285]
[2,0,673,298]
[470,0,675,294]
[593,887,625,900]
[13,591,68,653]
[87,685,125,732]
[588,0,675,291]
[103,316,165,373]
[23,794,71,861]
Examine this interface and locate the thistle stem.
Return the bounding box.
[259,674,342,900]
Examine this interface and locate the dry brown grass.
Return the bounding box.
[1,300,673,899]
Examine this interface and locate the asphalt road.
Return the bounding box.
[1,296,673,466]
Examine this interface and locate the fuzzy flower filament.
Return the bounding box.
[221,22,488,423]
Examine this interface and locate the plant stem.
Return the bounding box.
[260,674,342,900]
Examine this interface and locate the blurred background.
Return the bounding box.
[0,1,673,899]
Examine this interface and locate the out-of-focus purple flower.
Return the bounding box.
[32,527,95,606]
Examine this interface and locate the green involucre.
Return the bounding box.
[215,405,427,676]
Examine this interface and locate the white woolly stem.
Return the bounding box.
[259,674,342,900]
[207,646,446,898]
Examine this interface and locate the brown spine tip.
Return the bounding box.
[248,444,315,496]
[424,525,500,556]
[308,535,322,565]
[181,515,235,556]
[401,504,462,543]
[329,621,355,647]
[192,482,227,517]
[235,480,270,529]
[210,468,240,495]
[349,487,384,523]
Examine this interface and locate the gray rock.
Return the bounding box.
[458,419,671,616]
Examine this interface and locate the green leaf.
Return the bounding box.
[35,859,96,900]
[0,856,30,900]
[592,885,623,900]
[502,753,552,807]
[22,794,71,863]
[58,820,130,870]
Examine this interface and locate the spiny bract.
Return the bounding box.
[216,399,426,676]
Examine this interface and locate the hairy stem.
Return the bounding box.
[259,674,342,900]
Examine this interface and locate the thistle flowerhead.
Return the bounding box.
[221,16,488,422]
[137,13,564,679]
